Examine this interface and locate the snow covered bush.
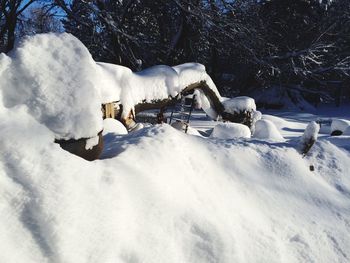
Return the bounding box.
[0,33,103,141]
[331,119,350,136]
[299,121,320,155]
[253,119,284,141]
[210,123,251,139]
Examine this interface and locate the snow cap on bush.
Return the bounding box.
[0,33,103,140]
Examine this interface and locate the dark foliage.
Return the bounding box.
[2,0,350,103]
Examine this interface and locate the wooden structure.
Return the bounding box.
[101,80,254,130]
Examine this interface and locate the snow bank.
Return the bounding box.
[171,121,203,136]
[253,119,284,141]
[222,96,256,114]
[1,114,350,262]
[331,119,350,134]
[210,122,251,139]
[0,33,103,140]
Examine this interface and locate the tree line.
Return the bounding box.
[1,0,350,102]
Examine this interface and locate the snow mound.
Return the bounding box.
[0,33,103,140]
[250,110,262,133]
[210,122,251,139]
[331,119,350,134]
[222,96,256,114]
[253,119,285,141]
[102,118,128,135]
[343,126,350,136]
[171,121,203,136]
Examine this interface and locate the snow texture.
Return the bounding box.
[343,126,350,136]
[250,110,262,133]
[172,62,221,98]
[253,119,285,141]
[222,96,256,114]
[120,65,180,118]
[331,119,350,133]
[210,122,251,139]
[0,33,103,140]
[96,62,130,104]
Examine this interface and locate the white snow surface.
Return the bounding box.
[343,126,350,136]
[96,62,130,104]
[1,92,350,262]
[172,62,221,98]
[102,118,128,135]
[331,119,350,133]
[300,121,320,144]
[253,119,285,142]
[222,96,256,114]
[0,33,103,140]
[210,122,251,139]
[120,65,180,118]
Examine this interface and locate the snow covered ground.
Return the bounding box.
[1,98,350,262]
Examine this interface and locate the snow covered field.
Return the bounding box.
[1,33,350,263]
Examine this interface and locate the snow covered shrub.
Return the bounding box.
[253,119,284,141]
[0,33,103,140]
[221,97,257,128]
[0,33,104,160]
[210,123,251,139]
[299,121,320,155]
